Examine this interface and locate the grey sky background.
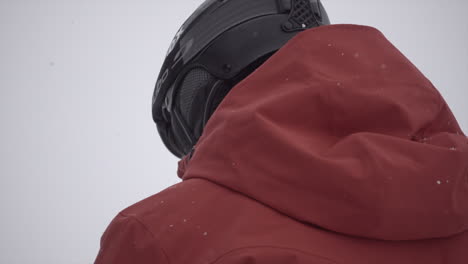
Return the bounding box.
[0,0,467,263]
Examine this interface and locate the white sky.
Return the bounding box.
[0,0,467,263]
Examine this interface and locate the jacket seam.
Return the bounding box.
[208,245,340,264]
[118,212,171,264]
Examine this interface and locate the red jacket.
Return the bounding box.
[95,24,468,264]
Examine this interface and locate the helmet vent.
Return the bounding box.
[282,0,318,32]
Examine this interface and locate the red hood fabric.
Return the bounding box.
[96,25,468,264]
[178,24,468,241]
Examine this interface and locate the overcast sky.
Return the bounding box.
[1,0,467,263]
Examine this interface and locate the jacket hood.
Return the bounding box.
[177,24,468,241]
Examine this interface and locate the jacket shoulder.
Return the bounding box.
[210,245,338,264]
[95,212,169,264]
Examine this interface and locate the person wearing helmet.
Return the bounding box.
[95,0,468,263]
[152,0,330,158]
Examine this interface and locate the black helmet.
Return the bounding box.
[152,0,330,158]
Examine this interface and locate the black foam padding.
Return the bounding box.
[176,68,216,139]
[177,69,214,121]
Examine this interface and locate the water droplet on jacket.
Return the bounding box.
[446,180,450,183]
[191,201,196,204]
[160,200,165,204]
[380,64,387,70]
[341,52,345,56]
[450,147,457,151]
[169,224,174,228]
[183,219,187,222]
[203,232,208,236]
[420,137,429,144]
[337,82,342,86]
[354,52,360,58]
[197,225,201,229]
[327,43,332,47]
[285,77,289,81]
[232,162,237,167]
[437,180,442,185]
